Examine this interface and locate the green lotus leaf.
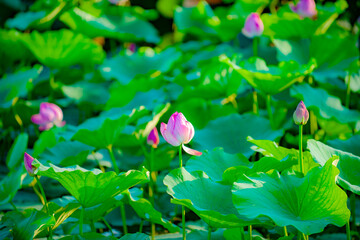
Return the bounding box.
[6,133,28,170]
[21,29,105,68]
[0,66,43,108]
[60,7,159,43]
[327,135,360,157]
[100,47,181,84]
[123,188,180,233]
[0,167,23,206]
[185,148,249,182]
[248,138,319,174]
[290,83,360,123]
[164,168,261,228]
[33,160,149,208]
[120,233,150,240]
[5,11,46,30]
[221,56,316,95]
[232,158,350,235]
[38,141,94,167]
[59,232,118,240]
[307,139,360,195]
[2,208,55,240]
[195,114,283,158]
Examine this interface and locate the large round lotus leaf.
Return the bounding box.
[60,8,159,43]
[221,56,316,95]
[185,147,250,182]
[0,167,23,205]
[327,135,360,157]
[291,84,360,124]
[33,160,148,208]
[195,114,283,158]
[21,29,105,68]
[164,168,261,228]
[100,47,181,84]
[232,158,350,235]
[307,139,360,195]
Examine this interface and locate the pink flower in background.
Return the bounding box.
[147,127,160,148]
[242,13,264,38]
[293,101,309,125]
[160,112,202,156]
[31,102,65,131]
[290,0,317,19]
[24,152,36,176]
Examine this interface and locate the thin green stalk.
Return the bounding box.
[239,227,245,240]
[35,175,49,213]
[249,225,252,240]
[149,147,156,240]
[10,201,18,211]
[120,203,128,235]
[284,226,288,237]
[253,37,258,57]
[179,145,186,240]
[253,91,259,115]
[79,206,84,236]
[139,219,144,233]
[102,217,114,236]
[270,0,279,14]
[350,192,356,230]
[346,221,351,240]
[299,125,304,174]
[208,225,211,240]
[346,73,352,108]
[107,145,119,174]
[90,220,96,233]
[266,94,273,129]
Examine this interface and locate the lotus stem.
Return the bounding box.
[350,192,356,231]
[10,201,17,211]
[179,145,186,240]
[90,220,96,233]
[249,225,252,240]
[252,91,259,115]
[79,206,84,236]
[346,221,351,240]
[120,203,128,235]
[346,72,351,108]
[270,0,279,14]
[240,227,245,239]
[149,147,156,240]
[284,226,288,236]
[102,217,114,236]
[208,225,211,240]
[139,219,143,233]
[253,37,258,57]
[35,175,52,239]
[107,145,120,174]
[266,94,274,129]
[299,125,304,174]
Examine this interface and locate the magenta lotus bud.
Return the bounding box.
[147,127,160,148]
[242,13,264,39]
[24,152,37,176]
[290,0,317,19]
[160,112,202,156]
[31,102,66,131]
[293,101,309,125]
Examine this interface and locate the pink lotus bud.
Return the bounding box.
[293,101,309,125]
[290,0,317,19]
[160,112,202,156]
[24,152,37,176]
[147,128,160,148]
[242,13,264,39]
[31,102,66,131]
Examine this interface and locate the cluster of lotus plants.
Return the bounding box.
[0,0,359,239]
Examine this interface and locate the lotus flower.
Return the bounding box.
[24,152,36,176]
[242,13,264,38]
[31,102,65,131]
[160,112,202,156]
[147,127,160,148]
[290,0,317,19]
[293,101,309,125]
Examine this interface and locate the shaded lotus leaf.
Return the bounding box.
[21,29,105,68]
[123,188,180,233]
[120,233,150,240]
[248,138,319,174]
[6,133,28,170]
[33,160,148,208]
[60,7,159,43]
[327,135,360,157]
[164,168,261,228]
[0,66,43,108]
[232,158,350,235]
[59,232,118,240]
[307,139,360,195]
[291,84,360,123]
[38,141,94,167]
[2,208,55,240]
[221,56,316,95]
[5,11,46,30]
[0,167,23,206]
[100,47,181,84]
[195,114,283,158]
[185,147,249,182]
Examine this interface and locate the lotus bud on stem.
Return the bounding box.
[293,101,309,174]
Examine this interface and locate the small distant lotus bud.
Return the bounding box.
[24,152,37,176]
[31,102,66,131]
[242,13,264,39]
[160,112,202,156]
[293,101,309,125]
[290,0,317,19]
[147,128,160,148]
